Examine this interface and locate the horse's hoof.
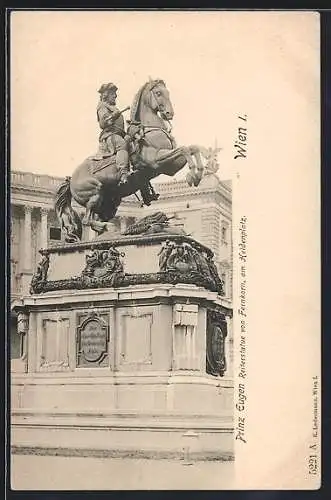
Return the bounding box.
[186,174,194,186]
[90,221,108,235]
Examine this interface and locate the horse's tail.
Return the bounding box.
[54,177,82,243]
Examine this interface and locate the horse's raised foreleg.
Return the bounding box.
[156,145,195,169]
[157,145,196,184]
[187,146,204,186]
[155,145,199,186]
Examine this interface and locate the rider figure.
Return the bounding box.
[97,83,130,184]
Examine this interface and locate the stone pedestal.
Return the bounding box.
[11,232,233,460]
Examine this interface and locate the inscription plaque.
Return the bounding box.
[77,311,109,367]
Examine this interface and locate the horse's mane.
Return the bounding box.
[130,79,166,123]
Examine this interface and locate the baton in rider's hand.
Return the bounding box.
[106,106,130,124]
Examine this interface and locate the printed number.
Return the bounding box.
[308,455,318,475]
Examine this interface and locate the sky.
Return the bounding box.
[10,11,319,181]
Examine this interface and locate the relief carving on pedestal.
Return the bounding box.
[30,252,50,294]
[16,310,29,362]
[17,311,29,336]
[29,236,224,296]
[158,240,224,295]
[81,246,125,286]
[206,309,228,377]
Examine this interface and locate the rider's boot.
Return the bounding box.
[140,182,160,206]
[117,151,130,185]
[140,184,152,206]
[148,182,160,201]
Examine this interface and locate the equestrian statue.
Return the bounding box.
[55,79,217,243]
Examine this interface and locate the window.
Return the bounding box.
[49,227,62,241]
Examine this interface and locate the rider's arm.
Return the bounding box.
[97,104,120,129]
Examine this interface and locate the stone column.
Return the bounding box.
[23,206,33,271]
[40,208,48,249]
[20,205,35,294]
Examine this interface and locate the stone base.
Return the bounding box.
[12,409,233,460]
[12,370,234,459]
[11,370,233,410]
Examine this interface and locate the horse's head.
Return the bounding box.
[144,80,174,121]
[130,79,174,124]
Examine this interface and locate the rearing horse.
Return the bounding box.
[127,79,204,184]
[55,79,205,242]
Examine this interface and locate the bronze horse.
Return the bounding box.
[55,79,205,242]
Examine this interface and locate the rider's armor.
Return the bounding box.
[97,101,130,183]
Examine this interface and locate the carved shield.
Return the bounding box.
[206,311,227,377]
